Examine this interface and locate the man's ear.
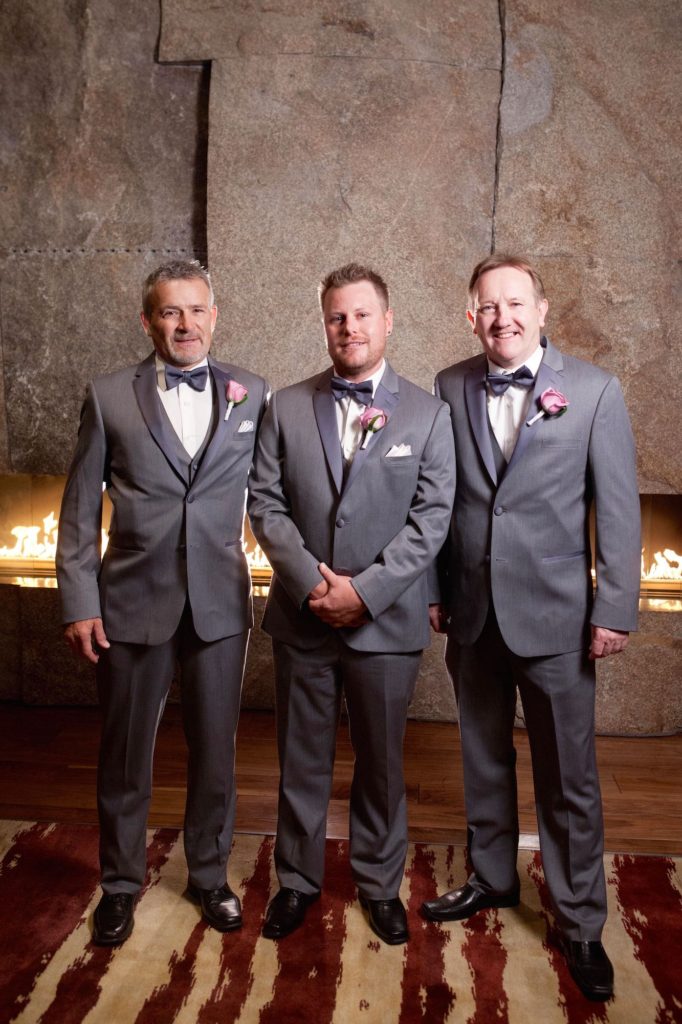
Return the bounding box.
[466,309,476,330]
[140,311,150,336]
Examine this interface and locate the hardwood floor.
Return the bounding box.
[0,703,680,855]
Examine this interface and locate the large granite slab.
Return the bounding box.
[495,0,682,493]
[206,55,497,389]
[0,0,207,474]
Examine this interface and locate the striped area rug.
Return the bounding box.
[1,820,680,1024]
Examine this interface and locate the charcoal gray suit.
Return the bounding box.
[57,352,268,894]
[434,336,640,939]
[248,361,455,898]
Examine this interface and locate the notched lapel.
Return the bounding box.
[313,378,344,494]
[464,364,498,486]
[133,358,188,484]
[342,373,400,493]
[196,362,235,479]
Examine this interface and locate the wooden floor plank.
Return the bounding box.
[0,704,680,854]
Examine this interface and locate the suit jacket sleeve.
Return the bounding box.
[247,391,324,607]
[424,374,451,604]
[55,384,107,623]
[351,401,455,619]
[588,376,641,631]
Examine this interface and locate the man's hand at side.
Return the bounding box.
[589,625,629,660]
[309,563,369,628]
[429,603,448,633]
[64,618,110,664]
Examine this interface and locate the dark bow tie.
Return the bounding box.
[164,365,209,392]
[486,365,535,396]
[330,377,373,407]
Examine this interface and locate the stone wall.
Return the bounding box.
[0,0,680,728]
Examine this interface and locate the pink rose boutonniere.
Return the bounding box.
[527,387,569,427]
[225,379,248,422]
[360,407,388,449]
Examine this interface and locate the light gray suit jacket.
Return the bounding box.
[247,362,456,653]
[56,353,268,645]
[434,337,640,657]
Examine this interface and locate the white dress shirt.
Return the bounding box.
[156,355,213,458]
[334,360,386,463]
[486,345,544,461]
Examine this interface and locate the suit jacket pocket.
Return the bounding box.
[540,439,583,449]
[541,550,586,563]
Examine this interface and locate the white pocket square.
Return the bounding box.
[237,420,254,433]
[386,444,412,457]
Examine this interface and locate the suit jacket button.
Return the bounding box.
[187,494,195,504]
[336,517,345,527]
[494,505,505,516]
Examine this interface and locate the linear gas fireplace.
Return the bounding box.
[0,475,272,589]
[1,477,679,602]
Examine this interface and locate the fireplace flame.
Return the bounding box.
[642,548,682,581]
[0,511,272,581]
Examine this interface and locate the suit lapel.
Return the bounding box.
[343,363,400,494]
[506,337,565,476]
[464,360,498,487]
[196,359,234,479]
[313,369,344,494]
[133,355,188,484]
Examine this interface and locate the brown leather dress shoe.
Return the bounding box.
[563,939,614,1001]
[422,881,520,922]
[359,895,409,945]
[92,892,136,946]
[187,883,242,932]
[262,887,320,939]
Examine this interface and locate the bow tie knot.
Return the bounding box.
[164,365,209,392]
[330,377,374,407]
[486,365,535,396]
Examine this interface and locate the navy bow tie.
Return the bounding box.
[486,365,535,396]
[164,365,209,392]
[330,377,374,407]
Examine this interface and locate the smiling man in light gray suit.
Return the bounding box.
[248,262,455,945]
[56,260,268,945]
[422,254,640,1001]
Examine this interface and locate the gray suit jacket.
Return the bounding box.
[247,362,456,653]
[434,337,640,657]
[56,353,268,645]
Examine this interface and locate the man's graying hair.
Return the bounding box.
[142,259,214,317]
[318,262,390,312]
[468,253,546,309]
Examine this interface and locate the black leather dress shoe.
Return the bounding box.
[262,887,320,939]
[422,881,520,922]
[563,939,614,1001]
[359,895,409,945]
[92,892,136,946]
[187,883,242,932]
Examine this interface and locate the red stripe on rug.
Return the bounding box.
[189,835,275,1024]
[527,852,609,1023]
[612,854,682,1022]
[37,828,178,1024]
[258,839,356,1024]
[399,844,457,1023]
[0,822,100,1020]
[460,902,509,1023]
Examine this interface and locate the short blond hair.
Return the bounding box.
[318,262,390,312]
